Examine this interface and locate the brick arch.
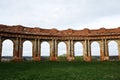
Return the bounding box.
[108,40,119,60]
[41,41,50,61]
[22,40,33,61]
[1,39,14,61]
[57,41,67,57]
[2,38,15,45]
[74,41,83,56]
[91,41,100,61]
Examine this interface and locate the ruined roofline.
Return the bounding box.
[0,24,120,37]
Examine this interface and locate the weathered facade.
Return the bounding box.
[0,24,120,61]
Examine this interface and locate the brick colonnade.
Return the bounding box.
[1,25,120,61]
[0,38,120,61]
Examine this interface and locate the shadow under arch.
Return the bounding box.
[91,41,100,61]
[2,39,14,61]
[58,42,67,61]
[41,41,50,61]
[22,40,32,61]
[108,40,118,61]
[74,42,83,61]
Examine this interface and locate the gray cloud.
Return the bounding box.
[0,0,120,29]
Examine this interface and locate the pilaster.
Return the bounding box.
[66,40,75,61]
[0,37,2,61]
[104,39,109,60]
[50,39,58,61]
[83,39,91,61]
[100,39,105,61]
[13,38,23,61]
[32,39,40,61]
[117,40,120,60]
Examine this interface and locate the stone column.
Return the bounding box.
[83,39,91,61]
[66,40,75,61]
[71,40,75,59]
[66,40,70,59]
[104,39,109,60]
[0,37,2,61]
[83,40,87,61]
[32,39,40,61]
[55,40,58,58]
[13,38,23,61]
[87,40,91,61]
[50,39,57,61]
[100,39,105,61]
[32,39,36,59]
[18,38,23,61]
[38,39,41,59]
[88,40,91,57]
[117,40,120,60]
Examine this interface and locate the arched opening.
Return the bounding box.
[41,41,50,61]
[22,40,32,61]
[58,42,67,61]
[2,39,13,61]
[74,42,83,61]
[91,41,100,61]
[108,41,118,61]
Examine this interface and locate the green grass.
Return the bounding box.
[0,61,120,80]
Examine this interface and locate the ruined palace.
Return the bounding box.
[0,24,120,62]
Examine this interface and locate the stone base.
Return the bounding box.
[67,57,75,61]
[50,56,58,61]
[84,56,92,62]
[118,56,120,61]
[104,56,109,61]
[32,57,40,61]
[12,57,23,62]
[100,56,105,61]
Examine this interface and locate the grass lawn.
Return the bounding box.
[0,61,120,80]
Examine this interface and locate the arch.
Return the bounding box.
[2,39,14,61]
[22,40,32,61]
[91,41,100,61]
[74,42,83,61]
[108,40,118,60]
[41,41,50,61]
[58,42,67,61]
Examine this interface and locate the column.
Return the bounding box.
[83,40,87,60]
[13,38,23,61]
[88,40,91,57]
[55,40,58,58]
[117,40,120,60]
[18,38,23,60]
[50,39,57,61]
[83,39,91,61]
[0,37,2,61]
[32,39,40,61]
[100,39,105,61]
[66,40,75,61]
[38,39,41,59]
[104,39,109,60]
[100,39,109,61]
[71,40,74,58]
[87,40,91,61]
[32,39,36,59]
[67,40,70,58]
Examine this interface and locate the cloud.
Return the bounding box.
[1,0,120,30]
[82,15,120,29]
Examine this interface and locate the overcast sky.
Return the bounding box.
[1,0,120,30]
[1,0,119,57]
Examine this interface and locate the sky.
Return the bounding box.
[0,0,120,57]
[0,0,120,30]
